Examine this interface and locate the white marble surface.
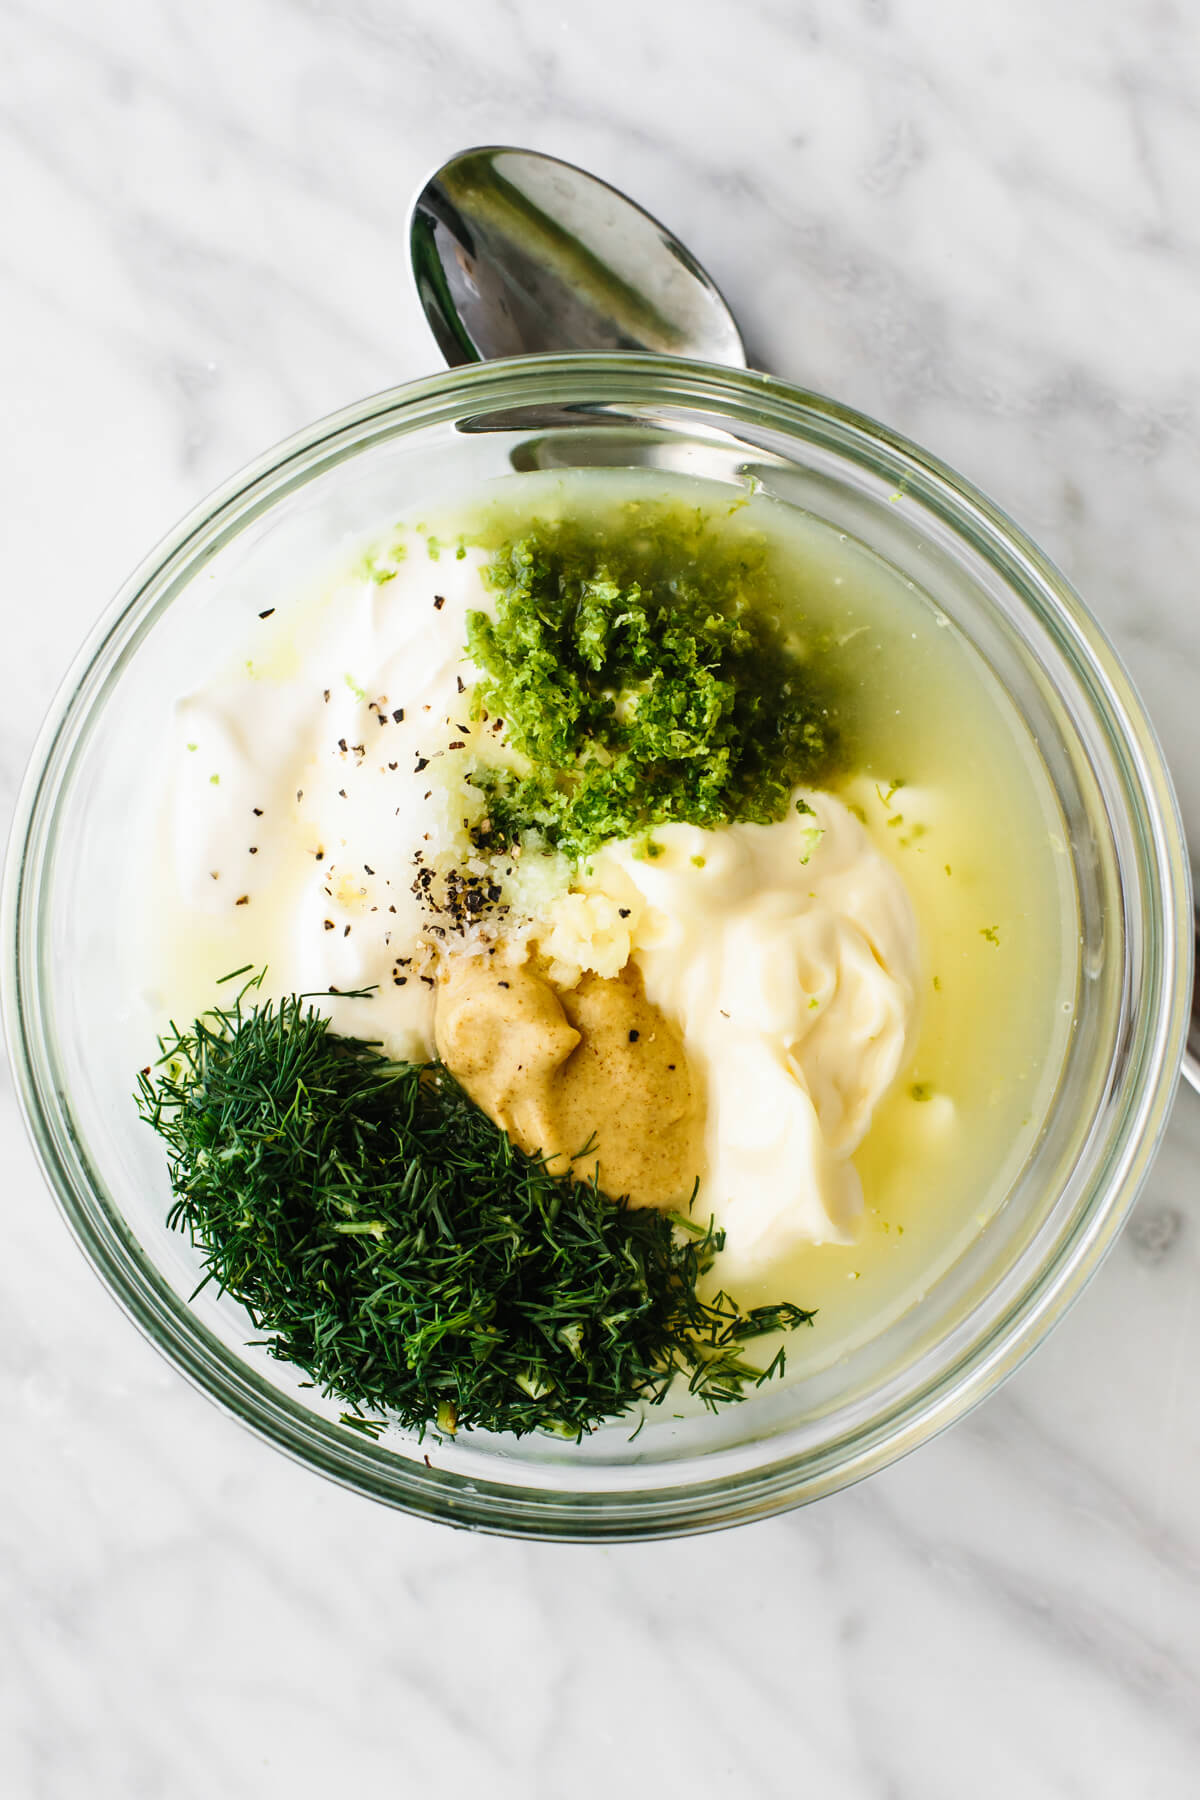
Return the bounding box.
[2,1,1199,1793]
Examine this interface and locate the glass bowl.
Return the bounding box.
[2,355,1191,1540]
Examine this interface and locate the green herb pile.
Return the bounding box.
[465,507,837,858]
[137,975,813,1440]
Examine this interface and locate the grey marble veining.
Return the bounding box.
[1,3,1198,1795]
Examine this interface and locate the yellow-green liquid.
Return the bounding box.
[150,466,1079,1384]
[457,471,1079,1369]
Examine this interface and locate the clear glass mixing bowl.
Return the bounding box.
[2,355,1191,1539]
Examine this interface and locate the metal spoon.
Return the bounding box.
[1187,909,1200,1092]
[410,145,1199,1099]
[409,145,746,368]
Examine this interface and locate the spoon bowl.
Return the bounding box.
[410,146,746,369]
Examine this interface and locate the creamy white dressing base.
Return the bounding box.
[142,474,1077,1367]
[587,797,919,1277]
[160,545,493,1058]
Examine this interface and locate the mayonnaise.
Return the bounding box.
[584,795,920,1274]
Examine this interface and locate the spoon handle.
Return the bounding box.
[1185,909,1200,1094]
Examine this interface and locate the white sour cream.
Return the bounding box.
[162,548,495,1059]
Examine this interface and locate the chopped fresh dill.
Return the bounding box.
[136,977,814,1440]
[464,511,838,859]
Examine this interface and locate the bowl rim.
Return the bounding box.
[2,350,1192,1540]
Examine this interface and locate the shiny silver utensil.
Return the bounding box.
[410,145,746,369]
[1186,907,1200,1092]
[409,146,1199,1103]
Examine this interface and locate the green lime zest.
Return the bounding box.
[464,509,838,859]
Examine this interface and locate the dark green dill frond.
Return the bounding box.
[136,980,813,1440]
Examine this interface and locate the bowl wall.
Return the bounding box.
[3,356,1191,1538]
